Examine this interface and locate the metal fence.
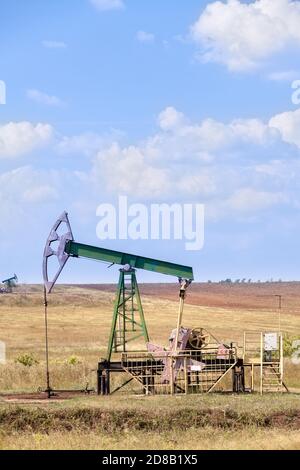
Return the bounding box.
[122,345,238,395]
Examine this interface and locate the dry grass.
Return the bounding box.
[1,428,300,450]
[0,284,300,450]
[0,284,299,392]
[1,394,300,450]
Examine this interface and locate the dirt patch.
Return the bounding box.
[78,282,300,311]
[268,410,300,429]
[4,282,300,311]
[0,391,95,403]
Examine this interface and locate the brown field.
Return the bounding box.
[0,282,300,450]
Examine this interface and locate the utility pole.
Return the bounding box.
[275,295,282,333]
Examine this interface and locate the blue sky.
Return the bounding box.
[1,0,300,284]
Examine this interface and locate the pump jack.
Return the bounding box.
[1,274,18,293]
[43,212,194,395]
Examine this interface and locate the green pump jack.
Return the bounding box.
[42,212,193,395]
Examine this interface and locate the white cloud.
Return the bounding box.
[85,106,298,217]
[0,122,53,159]
[92,143,170,198]
[89,0,124,11]
[2,107,296,222]
[155,109,277,156]
[158,107,186,131]
[136,30,155,43]
[0,164,91,233]
[0,167,59,224]
[255,159,297,179]
[269,108,300,147]
[23,185,59,203]
[56,129,124,156]
[27,89,65,107]
[225,188,287,213]
[178,172,217,197]
[190,0,300,71]
[57,133,105,156]
[42,40,67,49]
[267,70,299,81]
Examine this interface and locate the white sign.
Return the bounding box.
[191,365,203,372]
[264,333,278,352]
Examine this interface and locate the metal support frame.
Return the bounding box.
[260,332,285,394]
[232,364,246,393]
[106,268,149,362]
[174,279,192,350]
[120,349,239,395]
[243,331,286,394]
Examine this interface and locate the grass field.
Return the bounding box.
[1,395,300,450]
[0,283,300,450]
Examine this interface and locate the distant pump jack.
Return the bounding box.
[0,274,18,294]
